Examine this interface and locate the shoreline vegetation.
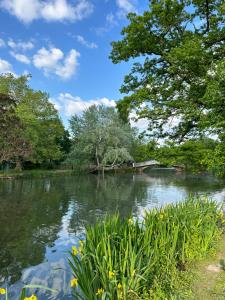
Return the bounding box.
[0,169,75,179]
[68,196,224,300]
[0,196,224,299]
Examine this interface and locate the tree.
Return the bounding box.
[157,138,216,171]
[0,93,31,169]
[0,74,66,168]
[67,105,136,169]
[16,90,65,164]
[110,0,225,142]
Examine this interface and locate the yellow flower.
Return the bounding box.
[70,278,78,287]
[79,240,84,247]
[159,213,164,220]
[117,283,122,289]
[128,218,134,225]
[131,269,135,277]
[79,240,84,253]
[96,288,104,296]
[0,288,6,295]
[218,210,224,219]
[24,295,37,300]
[72,246,79,256]
[108,270,115,279]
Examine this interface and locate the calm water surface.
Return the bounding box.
[0,170,225,299]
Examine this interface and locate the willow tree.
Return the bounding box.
[110,0,225,142]
[68,105,136,169]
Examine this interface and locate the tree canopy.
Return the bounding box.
[67,105,136,168]
[0,74,66,168]
[0,92,31,168]
[110,0,225,142]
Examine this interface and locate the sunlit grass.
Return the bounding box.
[68,196,224,299]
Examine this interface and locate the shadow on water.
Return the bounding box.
[0,171,224,299]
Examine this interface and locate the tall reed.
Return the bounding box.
[69,196,223,299]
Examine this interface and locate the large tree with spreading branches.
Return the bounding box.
[110,0,225,142]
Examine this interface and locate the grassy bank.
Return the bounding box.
[69,196,224,299]
[191,235,225,299]
[0,169,75,179]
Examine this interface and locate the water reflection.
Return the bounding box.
[0,171,224,299]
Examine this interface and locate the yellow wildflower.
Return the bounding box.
[79,240,84,253]
[70,278,78,287]
[24,295,37,300]
[108,270,115,279]
[218,210,224,219]
[128,218,134,225]
[72,246,79,256]
[117,283,122,289]
[0,288,6,295]
[159,213,164,220]
[96,288,104,296]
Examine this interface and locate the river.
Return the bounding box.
[0,170,225,299]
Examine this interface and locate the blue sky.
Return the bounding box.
[0,0,149,126]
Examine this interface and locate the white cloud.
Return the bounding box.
[52,93,116,116]
[95,13,118,35]
[0,0,94,23]
[106,13,118,26]
[0,38,5,47]
[10,51,30,64]
[116,0,136,16]
[33,47,80,79]
[130,112,149,131]
[0,58,14,73]
[8,38,34,51]
[76,35,98,49]
[95,1,136,35]
[51,93,149,132]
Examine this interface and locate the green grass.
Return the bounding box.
[190,234,225,300]
[68,196,224,300]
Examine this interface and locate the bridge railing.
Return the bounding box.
[133,160,160,168]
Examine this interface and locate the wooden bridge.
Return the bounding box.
[91,160,184,173]
[133,160,161,171]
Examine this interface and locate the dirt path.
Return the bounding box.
[191,237,225,299]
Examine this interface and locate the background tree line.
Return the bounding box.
[0,74,70,170]
[1,0,225,177]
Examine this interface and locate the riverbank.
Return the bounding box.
[0,169,74,179]
[69,196,224,299]
[191,234,225,299]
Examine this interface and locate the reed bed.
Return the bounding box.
[69,196,224,299]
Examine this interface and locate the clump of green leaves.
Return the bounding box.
[110,0,225,143]
[69,196,224,299]
[67,105,136,169]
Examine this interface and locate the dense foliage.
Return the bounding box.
[110,0,225,141]
[69,196,223,299]
[0,74,68,169]
[67,105,136,169]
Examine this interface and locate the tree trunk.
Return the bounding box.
[15,159,22,171]
[96,146,100,167]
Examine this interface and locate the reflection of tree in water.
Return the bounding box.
[144,169,225,194]
[0,178,70,284]
[68,174,150,231]
[0,172,224,293]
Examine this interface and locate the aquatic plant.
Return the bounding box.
[68,196,224,299]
